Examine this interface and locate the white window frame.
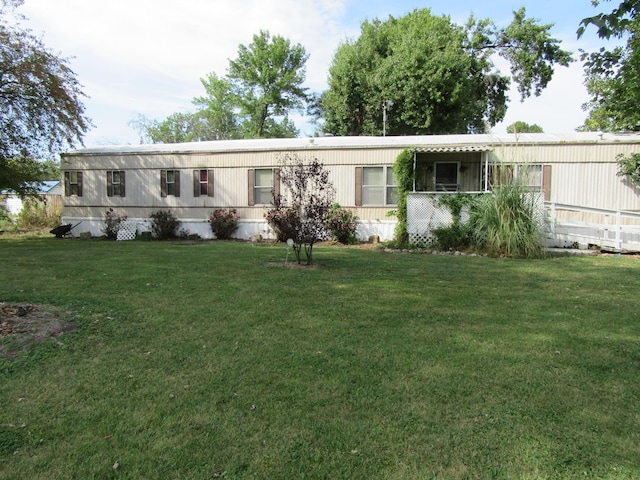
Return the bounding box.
[166,170,177,196]
[198,169,209,196]
[108,170,124,197]
[254,168,274,205]
[65,171,82,197]
[362,166,397,206]
[515,164,543,191]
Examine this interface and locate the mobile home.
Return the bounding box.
[61,132,640,248]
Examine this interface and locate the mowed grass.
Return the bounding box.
[1,238,639,479]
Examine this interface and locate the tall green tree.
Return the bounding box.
[507,121,544,133]
[578,1,640,131]
[130,74,241,144]
[133,30,309,143]
[228,30,309,138]
[192,72,241,140]
[321,8,572,136]
[0,0,90,194]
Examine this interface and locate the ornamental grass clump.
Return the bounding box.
[470,182,546,258]
[326,203,359,244]
[209,208,240,239]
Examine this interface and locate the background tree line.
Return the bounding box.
[132,7,572,142]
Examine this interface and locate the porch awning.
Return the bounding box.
[413,145,491,153]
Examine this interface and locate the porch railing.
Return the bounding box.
[546,203,640,251]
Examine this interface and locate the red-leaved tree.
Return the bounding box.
[265,153,335,265]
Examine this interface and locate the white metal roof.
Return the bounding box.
[64,132,640,156]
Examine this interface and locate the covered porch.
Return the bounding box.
[406,145,551,246]
[411,145,493,193]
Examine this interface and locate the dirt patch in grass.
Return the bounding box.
[0,303,76,360]
[264,261,320,269]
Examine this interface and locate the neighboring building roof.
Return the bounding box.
[1,181,61,196]
[39,181,61,193]
[63,132,640,156]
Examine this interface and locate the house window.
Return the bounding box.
[435,162,459,192]
[356,166,397,206]
[488,164,551,201]
[107,170,125,197]
[516,164,542,191]
[193,169,214,197]
[64,171,83,197]
[516,164,552,201]
[161,170,180,197]
[248,168,279,206]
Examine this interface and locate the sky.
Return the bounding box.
[15,0,620,147]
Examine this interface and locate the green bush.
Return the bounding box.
[431,193,476,251]
[209,208,240,239]
[0,205,13,231]
[326,203,359,244]
[616,152,640,186]
[150,209,180,240]
[432,223,473,251]
[17,197,61,229]
[392,148,414,247]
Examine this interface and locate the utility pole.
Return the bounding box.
[382,100,393,136]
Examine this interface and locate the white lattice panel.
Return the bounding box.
[116,220,137,241]
[407,194,453,246]
[407,192,545,247]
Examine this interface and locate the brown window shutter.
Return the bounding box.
[107,171,113,197]
[207,170,214,197]
[64,172,71,197]
[355,167,362,206]
[174,170,180,197]
[77,172,83,197]
[273,168,280,200]
[248,169,255,206]
[542,165,552,201]
[193,170,200,197]
[161,170,167,197]
[120,171,125,197]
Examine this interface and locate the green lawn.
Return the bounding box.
[1,238,639,479]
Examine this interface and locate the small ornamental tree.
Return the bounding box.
[265,154,335,265]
